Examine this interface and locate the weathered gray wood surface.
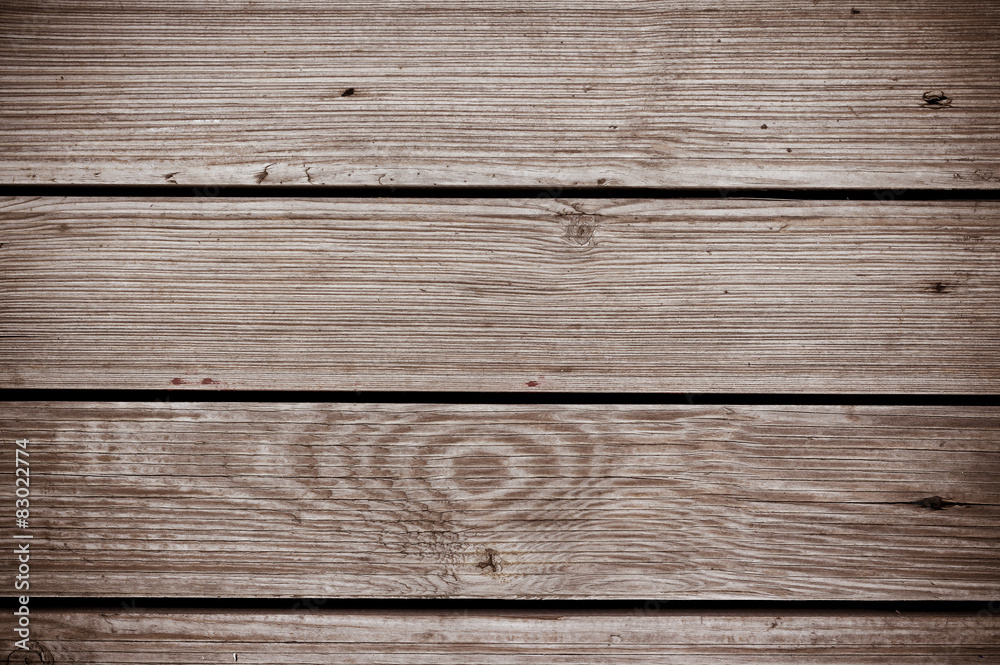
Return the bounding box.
[3,402,997,598]
[3,0,998,657]
[4,609,998,663]
[3,197,999,392]
[1,1,998,188]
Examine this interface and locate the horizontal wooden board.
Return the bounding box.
[2,197,999,392]
[2,402,998,599]
[4,609,999,664]
[1,1,998,188]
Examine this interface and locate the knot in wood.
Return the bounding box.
[476,548,501,574]
[919,495,945,510]
[922,90,952,108]
[565,217,596,246]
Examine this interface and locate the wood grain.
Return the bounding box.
[2,402,998,599]
[4,609,999,664]
[2,197,999,392]
[1,0,998,188]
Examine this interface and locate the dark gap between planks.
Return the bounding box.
[2,390,998,406]
[1,185,999,200]
[23,598,997,613]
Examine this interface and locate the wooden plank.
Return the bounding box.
[3,609,998,663]
[2,197,999,392]
[2,402,998,599]
[1,0,998,189]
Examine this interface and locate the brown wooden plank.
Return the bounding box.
[2,197,999,392]
[2,402,998,599]
[3,609,998,663]
[1,0,998,188]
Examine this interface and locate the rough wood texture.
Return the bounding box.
[2,197,999,392]
[3,609,999,663]
[2,402,998,599]
[1,0,998,188]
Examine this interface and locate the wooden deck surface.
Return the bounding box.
[3,197,998,392]
[2,402,997,599]
[1,0,998,660]
[3,609,998,663]
[1,0,998,188]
